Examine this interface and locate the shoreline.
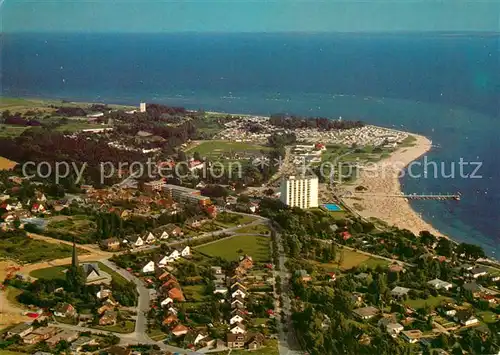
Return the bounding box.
[341,134,447,238]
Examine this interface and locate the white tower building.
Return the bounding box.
[279,175,319,209]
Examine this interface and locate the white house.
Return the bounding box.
[159,256,173,267]
[180,246,191,257]
[168,306,178,315]
[211,266,223,275]
[161,297,174,307]
[194,333,208,345]
[427,279,453,291]
[230,314,244,325]
[142,261,155,273]
[145,232,156,244]
[213,287,228,295]
[160,231,169,240]
[470,267,488,279]
[230,323,246,334]
[231,288,247,299]
[169,249,181,260]
[455,311,479,326]
[96,288,111,300]
[129,235,144,247]
[386,323,404,338]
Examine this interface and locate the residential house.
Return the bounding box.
[231,287,247,299]
[70,336,97,353]
[46,330,79,347]
[470,267,488,279]
[239,255,254,269]
[145,232,156,244]
[100,237,120,250]
[214,286,228,295]
[23,333,42,345]
[161,297,174,307]
[226,333,246,349]
[227,333,246,349]
[246,333,265,350]
[230,323,247,334]
[31,327,59,341]
[428,279,453,291]
[98,303,115,315]
[386,323,404,338]
[168,287,185,302]
[160,231,169,240]
[142,261,155,274]
[180,246,191,257]
[230,311,245,325]
[231,281,247,291]
[353,306,379,320]
[211,266,223,275]
[97,288,112,300]
[162,314,178,326]
[391,286,410,299]
[31,203,46,213]
[128,235,144,247]
[194,333,208,345]
[99,310,118,326]
[462,282,484,297]
[54,303,77,318]
[171,324,189,337]
[439,304,457,317]
[295,269,312,282]
[231,296,245,309]
[454,310,479,326]
[7,323,33,338]
[164,224,183,237]
[401,329,423,343]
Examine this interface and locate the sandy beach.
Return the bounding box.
[342,134,446,238]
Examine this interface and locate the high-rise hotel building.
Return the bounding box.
[279,175,319,209]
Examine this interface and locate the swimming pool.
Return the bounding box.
[323,203,342,212]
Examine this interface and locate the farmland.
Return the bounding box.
[195,235,270,262]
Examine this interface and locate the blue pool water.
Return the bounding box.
[323,204,342,212]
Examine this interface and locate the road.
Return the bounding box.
[270,223,304,355]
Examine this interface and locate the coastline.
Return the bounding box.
[341,134,447,238]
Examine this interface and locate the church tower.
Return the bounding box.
[71,236,78,269]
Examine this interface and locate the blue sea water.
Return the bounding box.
[1,33,499,255]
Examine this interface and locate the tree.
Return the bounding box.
[436,238,453,257]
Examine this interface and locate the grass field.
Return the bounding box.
[404,295,451,309]
[55,122,110,133]
[187,140,270,157]
[330,249,389,270]
[45,215,96,241]
[195,235,270,262]
[29,265,68,280]
[183,284,208,302]
[0,236,80,264]
[215,212,258,228]
[30,262,127,284]
[93,320,135,333]
[233,224,270,235]
[478,311,497,324]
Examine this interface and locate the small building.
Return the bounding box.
[454,310,479,326]
[161,297,174,307]
[54,303,77,318]
[145,232,156,244]
[7,323,33,338]
[211,266,223,275]
[428,278,453,291]
[231,287,247,299]
[470,267,488,279]
[31,327,59,341]
[171,324,189,337]
[23,333,42,344]
[70,336,97,353]
[386,323,404,338]
[163,314,178,326]
[99,310,118,326]
[461,282,484,297]
[168,287,185,302]
[230,322,247,334]
[214,286,228,295]
[391,286,410,299]
[142,260,155,274]
[100,237,121,250]
[227,333,246,349]
[163,223,183,237]
[128,235,144,247]
[295,269,312,282]
[46,330,79,347]
[230,312,245,325]
[353,306,379,320]
[401,329,423,343]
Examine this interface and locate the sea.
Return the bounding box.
[1,32,499,256]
